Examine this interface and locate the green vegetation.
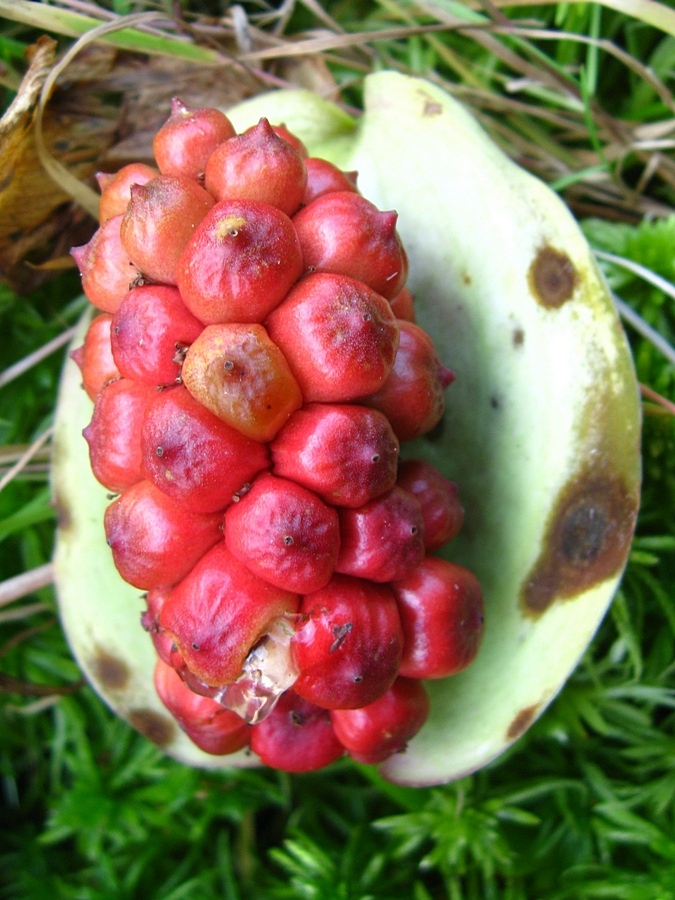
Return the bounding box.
[1,2,675,897]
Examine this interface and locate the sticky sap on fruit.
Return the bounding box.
[53,72,640,783]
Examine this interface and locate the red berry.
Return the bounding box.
[335,486,426,583]
[175,198,303,324]
[266,272,400,403]
[250,690,344,772]
[141,588,174,666]
[270,403,399,508]
[96,163,159,223]
[225,472,340,593]
[159,542,299,686]
[397,459,464,550]
[292,575,403,710]
[292,192,408,299]
[153,97,236,180]
[330,676,430,764]
[205,117,307,217]
[70,313,120,401]
[181,323,303,442]
[302,158,358,206]
[363,320,455,441]
[120,175,215,284]
[111,285,205,386]
[71,215,137,314]
[83,378,156,493]
[104,480,222,590]
[140,385,270,513]
[391,556,485,679]
[154,658,249,755]
[389,287,416,322]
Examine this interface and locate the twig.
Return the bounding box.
[0,427,54,493]
[0,326,77,390]
[0,563,55,609]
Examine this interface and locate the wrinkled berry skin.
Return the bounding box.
[250,690,344,772]
[271,403,400,508]
[104,480,222,590]
[225,472,340,594]
[111,285,204,386]
[336,486,426,583]
[391,556,486,679]
[159,543,299,686]
[266,272,400,403]
[292,575,403,710]
[181,323,303,442]
[140,385,270,514]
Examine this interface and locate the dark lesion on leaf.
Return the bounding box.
[91,649,130,690]
[528,245,578,309]
[506,703,539,740]
[128,708,175,746]
[521,469,639,616]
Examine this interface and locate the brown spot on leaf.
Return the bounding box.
[91,650,130,690]
[512,328,524,347]
[52,491,72,532]
[129,708,175,746]
[522,470,639,616]
[528,246,577,309]
[422,97,443,116]
[506,704,539,740]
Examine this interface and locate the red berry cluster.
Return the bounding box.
[71,98,486,772]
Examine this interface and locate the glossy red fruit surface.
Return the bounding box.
[103,480,222,590]
[205,117,307,217]
[330,676,430,764]
[97,163,160,223]
[120,176,215,284]
[292,191,408,299]
[181,323,303,442]
[364,320,455,441]
[292,575,403,709]
[335,486,426,583]
[111,285,204,386]
[82,378,156,493]
[71,215,136,314]
[391,556,486,679]
[302,158,358,206]
[270,403,399,508]
[70,313,120,401]
[140,385,269,513]
[141,588,174,666]
[154,659,250,755]
[250,690,344,772]
[396,459,464,550]
[389,287,416,322]
[224,472,340,593]
[266,272,400,403]
[159,542,299,686]
[153,98,236,180]
[176,198,303,324]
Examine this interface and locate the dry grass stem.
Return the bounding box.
[0,563,55,610]
[0,427,54,493]
[0,326,78,390]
